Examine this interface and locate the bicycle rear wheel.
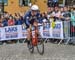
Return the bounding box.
[37,38,44,55]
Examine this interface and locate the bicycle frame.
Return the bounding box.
[31,26,38,46]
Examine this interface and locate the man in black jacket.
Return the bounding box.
[47,0,53,7]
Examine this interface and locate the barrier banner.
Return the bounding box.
[3,25,27,40]
[0,21,64,41]
[21,25,28,38]
[0,28,4,40]
[51,21,63,39]
[4,25,19,40]
[42,21,63,39]
[43,23,51,38]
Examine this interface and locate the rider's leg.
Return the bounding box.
[27,28,31,45]
[33,21,39,35]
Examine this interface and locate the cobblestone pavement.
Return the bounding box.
[0,43,75,60]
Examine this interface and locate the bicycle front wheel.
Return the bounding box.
[27,40,34,53]
[37,38,44,55]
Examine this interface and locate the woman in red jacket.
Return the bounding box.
[8,16,15,26]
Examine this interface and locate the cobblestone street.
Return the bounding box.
[0,43,75,60]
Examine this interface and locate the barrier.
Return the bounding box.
[0,21,64,41]
[0,20,75,45]
[42,21,64,39]
[0,25,28,41]
[63,21,75,44]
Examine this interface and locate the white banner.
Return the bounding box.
[41,21,63,39]
[51,21,64,39]
[0,21,64,41]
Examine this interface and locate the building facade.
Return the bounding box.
[0,0,74,14]
[0,0,47,14]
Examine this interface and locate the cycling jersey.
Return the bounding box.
[24,11,41,28]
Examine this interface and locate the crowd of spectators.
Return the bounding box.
[0,5,75,27]
[0,12,24,27]
[0,4,75,44]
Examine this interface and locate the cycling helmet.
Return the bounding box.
[31,5,39,10]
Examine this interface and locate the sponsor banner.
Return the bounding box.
[0,28,4,40]
[4,25,19,40]
[43,23,51,38]
[42,22,63,39]
[21,25,28,38]
[51,21,64,39]
[0,21,64,41]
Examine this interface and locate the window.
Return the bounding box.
[0,0,8,5]
[59,0,63,4]
[19,0,31,6]
[59,0,65,6]
[65,0,75,5]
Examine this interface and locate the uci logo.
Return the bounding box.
[5,27,17,32]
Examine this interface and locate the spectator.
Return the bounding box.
[15,13,23,25]
[8,16,15,26]
[19,13,24,24]
[70,6,75,36]
[63,6,71,20]
[68,6,71,12]
[71,7,75,26]
[47,0,53,7]
[47,7,54,19]
[52,6,61,20]
[4,12,9,19]
[60,7,65,20]
[2,16,8,27]
[41,12,48,23]
[42,12,48,19]
[60,7,64,15]
[51,6,54,12]
[53,0,59,7]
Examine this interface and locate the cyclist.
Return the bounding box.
[24,5,41,46]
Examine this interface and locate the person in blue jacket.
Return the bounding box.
[2,17,8,27]
[15,14,23,25]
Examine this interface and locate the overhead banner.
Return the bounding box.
[0,21,64,41]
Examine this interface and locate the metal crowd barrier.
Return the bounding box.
[44,20,75,45]
[0,20,75,45]
[63,20,75,44]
